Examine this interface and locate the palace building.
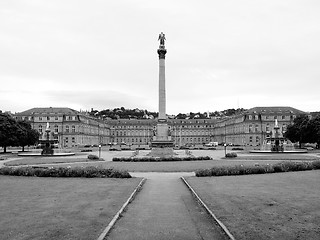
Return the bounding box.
[14,106,306,148]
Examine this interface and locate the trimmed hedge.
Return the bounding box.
[0,166,131,178]
[225,152,237,158]
[196,160,320,177]
[231,147,244,150]
[87,154,100,160]
[113,156,212,162]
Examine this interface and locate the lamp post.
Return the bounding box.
[98,144,101,159]
[224,143,227,157]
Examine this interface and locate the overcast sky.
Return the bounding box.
[1,0,319,115]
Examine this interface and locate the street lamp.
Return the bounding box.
[98,144,101,159]
[224,143,227,157]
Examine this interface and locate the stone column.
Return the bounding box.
[157,47,167,121]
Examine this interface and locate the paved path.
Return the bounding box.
[106,172,228,240]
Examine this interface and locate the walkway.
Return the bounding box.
[106,172,228,240]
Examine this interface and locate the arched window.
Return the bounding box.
[65,125,69,133]
[71,126,76,133]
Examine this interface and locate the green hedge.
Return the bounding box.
[87,154,100,160]
[196,160,320,177]
[113,156,212,162]
[0,166,131,178]
[225,152,237,158]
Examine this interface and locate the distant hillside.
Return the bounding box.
[89,107,247,120]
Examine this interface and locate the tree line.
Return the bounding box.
[284,114,320,148]
[90,107,247,120]
[0,113,39,153]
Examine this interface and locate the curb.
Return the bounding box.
[96,177,146,240]
[181,176,236,240]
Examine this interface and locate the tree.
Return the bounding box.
[0,113,19,153]
[284,114,310,148]
[307,115,320,148]
[17,120,40,151]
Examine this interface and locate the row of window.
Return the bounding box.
[38,125,76,133]
[248,115,294,120]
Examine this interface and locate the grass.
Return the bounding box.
[186,171,320,240]
[4,155,101,166]
[0,175,142,240]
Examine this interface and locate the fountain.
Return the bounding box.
[18,123,75,157]
[41,122,55,155]
[250,119,307,153]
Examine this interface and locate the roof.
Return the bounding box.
[246,106,306,115]
[16,107,79,115]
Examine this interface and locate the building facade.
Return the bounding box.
[213,107,306,147]
[14,106,306,148]
[15,107,110,148]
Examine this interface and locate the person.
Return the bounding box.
[158,32,166,46]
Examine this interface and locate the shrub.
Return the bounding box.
[0,166,131,178]
[225,152,237,158]
[87,154,99,160]
[312,160,320,169]
[195,160,319,177]
[112,156,213,162]
[231,147,244,150]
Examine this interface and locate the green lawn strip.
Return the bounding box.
[0,176,142,240]
[4,156,102,166]
[185,171,320,240]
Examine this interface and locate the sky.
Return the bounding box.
[1,0,319,115]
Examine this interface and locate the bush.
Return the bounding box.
[0,166,131,178]
[312,160,320,169]
[87,154,99,160]
[225,152,237,158]
[231,147,244,150]
[195,160,320,177]
[112,156,213,162]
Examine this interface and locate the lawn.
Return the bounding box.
[5,150,319,172]
[0,175,142,240]
[185,170,320,240]
[5,155,102,166]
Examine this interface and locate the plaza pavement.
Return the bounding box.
[106,172,228,240]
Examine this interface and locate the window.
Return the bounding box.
[266,124,270,132]
[282,116,286,120]
[38,125,43,133]
[47,116,50,121]
[255,124,258,132]
[54,125,59,133]
[39,117,42,121]
[55,116,59,120]
[248,115,252,120]
[66,125,69,133]
[71,126,76,133]
[72,137,75,143]
[249,125,253,133]
[255,115,259,120]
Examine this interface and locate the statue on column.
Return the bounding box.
[158,32,166,46]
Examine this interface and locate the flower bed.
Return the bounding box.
[0,166,131,178]
[113,156,212,162]
[196,160,320,177]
